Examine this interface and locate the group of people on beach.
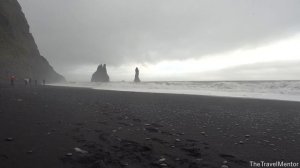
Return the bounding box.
[9,75,46,87]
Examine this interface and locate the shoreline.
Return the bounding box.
[49,83,300,103]
[1,85,300,168]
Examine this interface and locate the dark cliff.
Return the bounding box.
[134,67,141,82]
[0,0,65,82]
[91,64,110,82]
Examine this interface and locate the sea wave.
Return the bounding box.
[50,80,300,102]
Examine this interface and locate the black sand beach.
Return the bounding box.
[0,85,300,168]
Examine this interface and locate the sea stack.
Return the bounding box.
[134,67,141,83]
[91,64,110,82]
[0,0,65,82]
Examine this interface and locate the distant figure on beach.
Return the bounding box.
[134,67,141,83]
[24,78,28,86]
[29,78,32,86]
[43,79,46,86]
[10,75,15,86]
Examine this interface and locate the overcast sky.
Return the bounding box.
[19,0,300,81]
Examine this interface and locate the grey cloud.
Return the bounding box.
[192,61,300,81]
[19,0,300,74]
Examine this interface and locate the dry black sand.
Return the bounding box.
[0,85,300,168]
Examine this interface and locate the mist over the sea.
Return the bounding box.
[19,0,300,82]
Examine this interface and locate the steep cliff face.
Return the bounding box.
[0,0,65,82]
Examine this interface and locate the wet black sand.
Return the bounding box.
[0,85,300,168]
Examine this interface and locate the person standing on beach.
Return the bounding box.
[29,78,32,87]
[10,75,15,87]
[24,78,28,87]
[42,79,46,86]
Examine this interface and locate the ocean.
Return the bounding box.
[51,80,300,102]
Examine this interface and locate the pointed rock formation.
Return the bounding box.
[0,0,65,82]
[91,64,110,82]
[134,67,141,82]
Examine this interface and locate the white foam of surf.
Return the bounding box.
[50,81,300,102]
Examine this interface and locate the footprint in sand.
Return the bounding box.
[151,137,168,144]
[132,118,142,123]
[181,147,202,157]
[0,154,8,160]
[145,127,159,133]
[219,154,248,165]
